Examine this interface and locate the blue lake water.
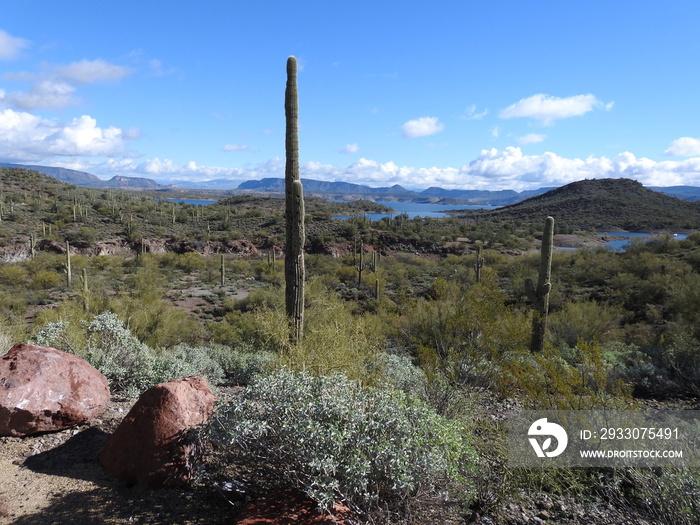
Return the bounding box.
[597,232,688,251]
[334,201,496,220]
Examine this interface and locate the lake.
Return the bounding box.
[597,232,688,251]
[334,201,496,220]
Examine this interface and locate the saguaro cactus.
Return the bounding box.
[285,56,306,344]
[220,254,226,286]
[526,216,554,352]
[474,245,484,283]
[355,238,368,286]
[64,241,72,287]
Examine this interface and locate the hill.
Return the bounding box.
[460,178,700,231]
[0,163,164,189]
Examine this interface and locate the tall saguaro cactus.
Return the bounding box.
[526,216,554,352]
[285,56,306,344]
[474,245,484,283]
[64,241,72,287]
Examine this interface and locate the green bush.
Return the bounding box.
[204,342,275,385]
[32,312,222,398]
[203,369,477,515]
[30,269,62,289]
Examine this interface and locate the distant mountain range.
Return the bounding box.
[0,163,163,189]
[4,163,700,206]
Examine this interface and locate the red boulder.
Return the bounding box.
[0,343,110,437]
[99,375,216,487]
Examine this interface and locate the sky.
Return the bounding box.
[1,1,700,192]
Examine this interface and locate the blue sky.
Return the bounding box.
[1,1,700,191]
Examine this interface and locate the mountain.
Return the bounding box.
[419,186,555,205]
[0,163,164,189]
[650,185,700,202]
[462,178,700,231]
[4,162,700,207]
[0,163,103,186]
[239,177,414,195]
[101,175,163,189]
[237,178,424,201]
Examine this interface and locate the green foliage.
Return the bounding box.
[31,311,225,397]
[203,369,477,515]
[375,352,427,396]
[499,341,630,409]
[548,300,623,347]
[253,279,386,384]
[30,269,62,289]
[405,277,530,391]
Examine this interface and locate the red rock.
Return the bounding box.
[99,375,216,487]
[0,343,110,437]
[235,487,357,525]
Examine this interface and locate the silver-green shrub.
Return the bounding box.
[32,312,227,398]
[203,369,477,515]
[203,342,275,385]
[376,352,427,396]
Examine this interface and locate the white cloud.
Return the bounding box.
[401,116,444,138]
[0,30,29,60]
[517,133,547,145]
[500,94,612,125]
[20,145,700,194]
[54,59,133,84]
[665,137,700,157]
[222,144,250,152]
[1,79,76,110]
[340,143,359,153]
[0,109,128,160]
[462,104,488,120]
[1,59,133,110]
[491,126,500,138]
[463,147,700,189]
[296,149,700,191]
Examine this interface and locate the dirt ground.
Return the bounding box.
[0,399,236,525]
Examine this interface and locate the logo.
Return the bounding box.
[528,418,568,458]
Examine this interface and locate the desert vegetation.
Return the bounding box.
[1,167,699,523]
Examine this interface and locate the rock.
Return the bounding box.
[99,375,216,487]
[235,487,357,525]
[0,343,110,437]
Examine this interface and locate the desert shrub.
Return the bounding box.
[618,468,700,525]
[612,335,700,398]
[32,312,221,398]
[175,252,205,273]
[30,269,62,289]
[0,265,28,286]
[254,279,387,383]
[203,369,477,515]
[548,299,624,347]
[405,277,529,391]
[151,343,225,386]
[375,352,426,396]
[499,341,630,409]
[0,316,19,354]
[204,342,275,385]
[0,291,27,319]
